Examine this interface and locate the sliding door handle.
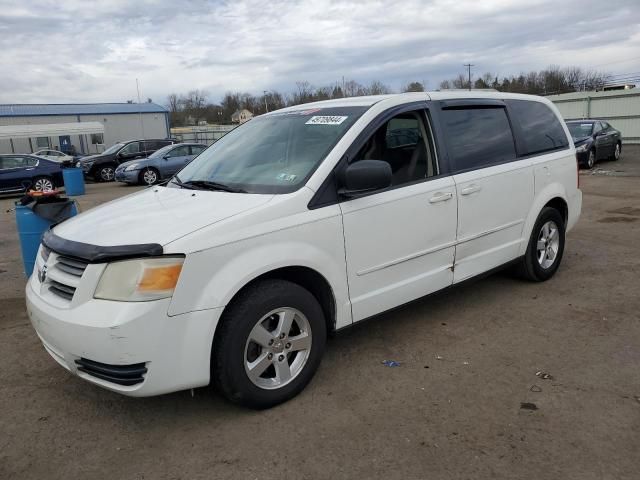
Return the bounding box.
[460,184,481,196]
[429,192,453,203]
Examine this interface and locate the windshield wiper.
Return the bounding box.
[170,175,247,193]
[170,175,199,190]
[181,180,247,193]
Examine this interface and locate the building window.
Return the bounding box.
[36,137,49,148]
[91,133,104,145]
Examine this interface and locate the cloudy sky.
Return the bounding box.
[1,0,639,105]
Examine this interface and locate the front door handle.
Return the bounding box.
[429,192,453,203]
[461,184,481,196]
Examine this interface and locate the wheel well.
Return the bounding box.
[545,197,568,226]
[223,266,336,333]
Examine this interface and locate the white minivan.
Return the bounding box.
[26,92,582,408]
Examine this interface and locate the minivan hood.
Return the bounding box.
[53,186,274,247]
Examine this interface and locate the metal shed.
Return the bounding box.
[548,88,640,143]
[0,103,170,154]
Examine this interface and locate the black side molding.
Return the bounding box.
[42,229,163,263]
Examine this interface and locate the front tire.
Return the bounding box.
[139,167,160,186]
[516,207,565,282]
[212,279,326,409]
[586,149,596,169]
[96,165,116,182]
[611,142,621,161]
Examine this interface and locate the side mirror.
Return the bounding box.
[338,160,392,198]
[163,154,170,160]
[594,130,604,137]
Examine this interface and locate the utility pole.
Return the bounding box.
[136,78,146,141]
[464,63,474,91]
[263,90,269,113]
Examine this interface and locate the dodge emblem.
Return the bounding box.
[39,264,47,283]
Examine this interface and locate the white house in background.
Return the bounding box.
[231,109,253,124]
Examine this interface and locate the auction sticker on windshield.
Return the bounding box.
[306,116,348,125]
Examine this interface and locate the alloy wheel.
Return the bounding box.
[587,151,595,169]
[142,169,158,185]
[536,220,560,269]
[614,143,620,160]
[33,178,53,191]
[244,307,312,390]
[100,167,115,181]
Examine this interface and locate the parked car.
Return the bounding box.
[566,119,622,169]
[27,92,582,409]
[33,149,74,163]
[0,154,63,193]
[76,139,177,182]
[115,143,208,185]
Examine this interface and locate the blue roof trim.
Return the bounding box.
[0,103,168,117]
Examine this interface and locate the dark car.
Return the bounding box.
[0,154,63,194]
[566,120,622,169]
[77,139,176,182]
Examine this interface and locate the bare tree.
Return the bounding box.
[403,81,424,92]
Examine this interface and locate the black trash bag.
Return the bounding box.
[19,195,77,224]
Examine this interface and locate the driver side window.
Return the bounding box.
[351,110,437,187]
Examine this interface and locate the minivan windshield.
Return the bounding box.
[102,143,125,155]
[567,122,593,139]
[171,106,368,194]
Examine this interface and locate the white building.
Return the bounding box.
[0,103,170,154]
[231,109,253,124]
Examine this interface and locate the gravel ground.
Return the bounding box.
[1,148,639,480]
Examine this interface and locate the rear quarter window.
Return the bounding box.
[441,107,517,172]
[507,100,569,155]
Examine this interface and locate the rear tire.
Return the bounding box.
[516,207,565,282]
[212,279,326,409]
[31,176,54,192]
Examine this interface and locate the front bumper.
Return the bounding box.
[575,148,590,165]
[26,273,222,397]
[115,169,140,183]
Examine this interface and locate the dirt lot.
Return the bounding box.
[1,149,639,480]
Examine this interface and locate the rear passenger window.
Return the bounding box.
[507,100,569,155]
[441,107,516,171]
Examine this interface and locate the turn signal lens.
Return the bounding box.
[138,264,183,291]
[95,256,185,302]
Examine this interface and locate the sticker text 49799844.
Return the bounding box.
[305,116,348,125]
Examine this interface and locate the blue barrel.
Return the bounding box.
[62,167,85,196]
[15,202,78,277]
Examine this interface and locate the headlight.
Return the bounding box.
[94,256,184,302]
[75,161,81,168]
[40,244,51,262]
[124,163,140,171]
[575,143,589,153]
